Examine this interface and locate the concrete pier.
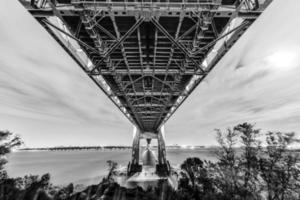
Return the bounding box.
[128,126,170,176]
[127,148,177,189]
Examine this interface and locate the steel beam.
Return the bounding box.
[28,8,263,19]
[157,126,167,165]
[36,19,137,127]
[81,12,106,54]
[151,18,206,73]
[116,92,181,96]
[93,69,201,75]
[91,17,145,72]
[153,13,184,128]
[41,19,101,56]
[20,0,271,134]
[128,126,142,174]
[133,104,171,107]
[190,20,251,55]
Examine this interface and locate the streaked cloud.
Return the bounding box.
[0,1,132,147]
[166,0,300,145]
[0,0,300,147]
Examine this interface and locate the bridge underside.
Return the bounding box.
[21,0,272,175]
[129,126,169,176]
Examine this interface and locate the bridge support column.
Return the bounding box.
[156,126,170,176]
[146,138,151,148]
[128,126,142,175]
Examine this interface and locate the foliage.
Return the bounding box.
[177,123,300,200]
[0,130,22,184]
[259,132,300,200]
[0,124,300,200]
[107,160,118,179]
[0,130,22,170]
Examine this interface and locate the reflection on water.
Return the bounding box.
[5,149,217,185]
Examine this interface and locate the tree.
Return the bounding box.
[234,123,262,196]
[259,132,300,200]
[107,160,118,180]
[0,130,22,180]
[215,128,239,168]
[181,157,203,187]
[214,128,242,199]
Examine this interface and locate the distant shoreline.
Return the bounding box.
[18,146,300,152]
[19,145,207,151]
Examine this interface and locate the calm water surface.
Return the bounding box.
[5,149,217,185]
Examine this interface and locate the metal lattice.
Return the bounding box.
[20,0,272,133]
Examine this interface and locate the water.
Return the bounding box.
[5,149,217,186]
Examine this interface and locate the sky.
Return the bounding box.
[1,0,300,147]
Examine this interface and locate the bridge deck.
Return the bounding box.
[20,0,271,132]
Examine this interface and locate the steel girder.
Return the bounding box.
[20,0,272,132]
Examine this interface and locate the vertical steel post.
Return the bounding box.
[156,125,170,176]
[157,125,167,165]
[146,138,151,148]
[128,126,142,175]
[131,126,140,165]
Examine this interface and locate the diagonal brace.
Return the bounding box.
[150,75,175,91]
[91,17,145,73]
[124,75,145,89]
[190,20,251,55]
[41,19,100,56]
[150,18,205,73]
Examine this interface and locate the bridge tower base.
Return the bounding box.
[128,126,170,176]
[156,126,170,176]
[128,126,142,175]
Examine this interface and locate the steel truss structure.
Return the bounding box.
[20,0,272,133]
